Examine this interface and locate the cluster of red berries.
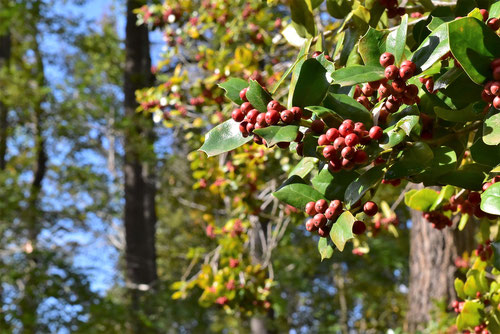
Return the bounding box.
[480,8,500,31]
[422,211,452,230]
[481,58,500,110]
[381,178,402,187]
[379,0,405,19]
[318,120,383,172]
[475,240,493,262]
[443,191,489,219]
[304,199,379,237]
[312,51,332,61]
[232,87,306,147]
[452,300,465,313]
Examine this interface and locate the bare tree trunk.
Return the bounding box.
[406,186,475,332]
[123,0,157,330]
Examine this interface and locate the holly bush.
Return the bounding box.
[197,1,500,332]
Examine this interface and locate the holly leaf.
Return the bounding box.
[470,127,500,167]
[386,14,408,66]
[305,106,343,128]
[483,110,500,146]
[481,182,500,216]
[344,165,385,208]
[199,119,252,157]
[273,175,325,210]
[358,27,388,66]
[289,157,317,178]
[291,58,331,108]
[439,164,489,191]
[246,80,272,113]
[379,115,419,149]
[331,65,385,86]
[290,0,316,37]
[318,237,335,261]
[219,78,248,105]
[323,93,374,127]
[430,185,455,211]
[448,17,500,84]
[411,23,449,72]
[434,103,484,122]
[329,211,355,252]
[456,301,483,331]
[385,142,434,179]
[312,167,359,201]
[405,189,440,211]
[254,125,299,146]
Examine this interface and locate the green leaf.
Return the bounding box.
[458,213,469,231]
[312,167,359,201]
[323,93,374,127]
[291,58,331,108]
[219,78,248,105]
[358,27,388,66]
[331,65,385,86]
[434,67,462,90]
[385,142,434,179]
[329,211,355,251]
[427,16,452,31]
[290,0,316,37]
[412,146,458,183]
[430,185,455,211]
[271,50,307,94]
[305,106,343,128]
[456,301,484,331]
[253,125,299,146]
[440,71,484,110]
[246,80,272,113]
[434,103,483,122]
[464,270,488,297]
[344,165,385,208]
[289,157,318,178]
[326,0,353,19]
[470,127,500,167]
[492,242,500,271]
[405,189,440,211]
[386,14,408,66]
[439,164,489,190]
[483,110,500,146]
[379,116,419,149]
[455,278,466,300]
[411,23,449,71]
[448,17,500,84]
[315,54,335,78]
[318,237,335,261]
[199,119,252,157]
[481,182,500,215]
[287,38,312,108]
[404,189,418,205]
[302,132,320,158]
[273,176,325,210]
[490,1,500,18]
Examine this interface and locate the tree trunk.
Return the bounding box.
[123,0,157,328]
[406,186,475,332]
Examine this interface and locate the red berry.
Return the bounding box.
[315,199,328,214]
[362,84,374,97]
[328,159,342,172]
[369,126,383,140]
[239,87,248,102]
[256,113,267,126]
[363,201,378,216]
[493,67,500,81]
[239,121,249,137]
[380,52,395,68]
[491,81,500,96]
[277,141,289,149]
[265,109,280,125]
[339,123,354,137]
[325,207,337,220]
[341,158,354,170]
[385,65,398,80]
[399,66,414,81]
[333,137,346,150]
[341,146,355,159]
[318,134,330,146]
[354,122,365,134]
[318,226,330,237]
[480,9,489,22]
[352,220,366,235]
[401,60,416,72]
[390,179,401,187]
[425,78,434,93]
[482,90,495,103]
[378,84,391,98]
[313,213,327,228]
[291,106,302,120]
[312,51,321,58]
[374,157,386,165]
[305,201,316,216]
[345,133,359,147]
[305,219,315,232]
[323,145,336,160]
[392,79,406,94]
[343,119,354,126]
[311,119,325,133]
[246,109,259,123]
[241,102,253,115]
[246,122,255,134]
[483,182,493,191]
[294,131,304,143]
[491,58,500,70]
[326,128,340,142]
[494,96,500,109]
[488,18,500,31]
[297,142,304,156]
[232,108,244,122]
[281,109,294,124]
[267,100,282,111]
[468,191,481,205]
[353,150,368,164]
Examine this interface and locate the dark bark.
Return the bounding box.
[406,186,475,332]
[123,0,158,325]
